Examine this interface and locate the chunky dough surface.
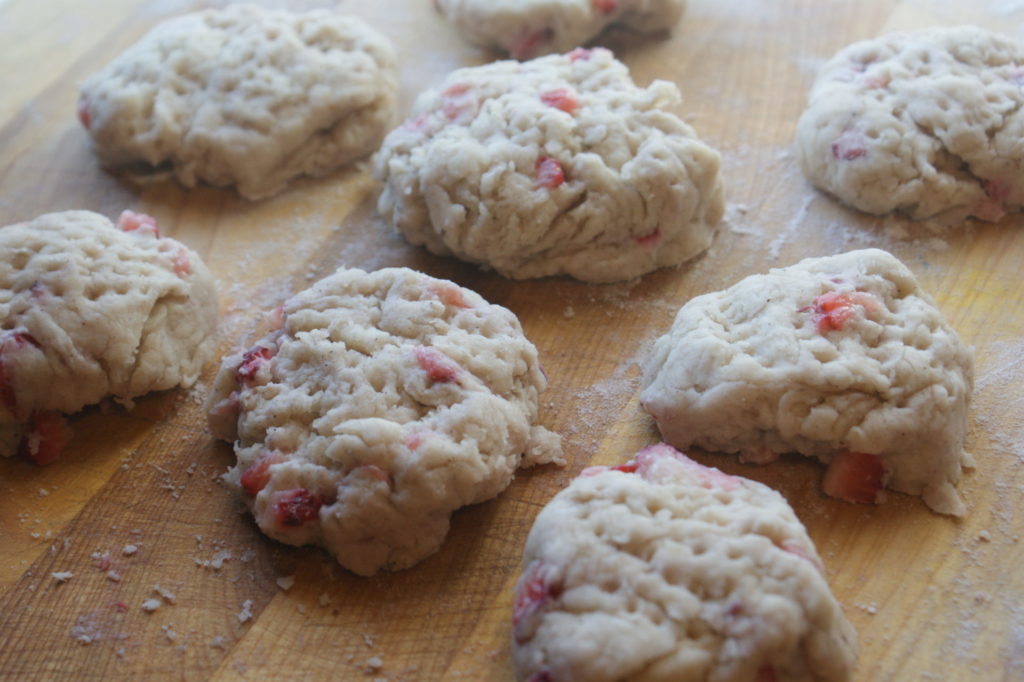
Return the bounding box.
[373,49,723,283]
[0,210,218,459]
[435,0,686,60]
[796,25,1024,221]
[206,267,562,576]
[78,5,398,200]
[640,249,974,516]
[513,443,857,682]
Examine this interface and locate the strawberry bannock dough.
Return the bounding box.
[512,443,857,682]
[372,48,723,283]
[0,210,217,462]
[640,248,974,516]
[434,0,686,60]
[205,267,562,576]
[796,26,1024,222]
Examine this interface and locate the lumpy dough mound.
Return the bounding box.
[640,248,974,516]
[205,267,562,576]
[78,5,399,200]
[796,25,1024,221]
[0,210,218,459]
[435,0,686,60]
[513,443,857,682]
[373,48,724,283]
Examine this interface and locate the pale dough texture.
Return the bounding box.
[0,210,218,458]
[206,267,562,576]
[513,443,857,682]
[640,249,974,516]
[373,49,723,283]
[78,5,399,200]
[435,0,686,60]
[796,25,1024,221]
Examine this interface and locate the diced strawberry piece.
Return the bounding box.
[116,210,160,238]
[414,346,460,383]
[272,489,324,527]
[441,83,477,122]
[22,411,71,466]
[237,345,275,386]
[509,27,554,60]
[268,305,286,331]
[780,540,824,573]
[513,561,561,636]
[77,95,91,130]
[114,601,129,613]
[984,179,1009,202]
[830,129,867,161]
[239,451,286,496]
[822,451,887,504]
[169,245,190,276]
[568,47,595,62]
[539,88,578,114]
[635,227,661,247]
[591,0,617,15]
[535,157,565,188]
[611,461,639,473]
[427,281,470,309]
[974,200,1007,222]
[354,464,389,483]
[403,111,430,132]
[634,444,741,491]
[755,665,777,682]
[801,290,880,334]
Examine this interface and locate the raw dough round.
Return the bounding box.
[373,49,723,283]
[434,0,686,60]
[640,248,974,516]
[206,267,562,576]
[513,443,857,682]
[78,5,399,200]
[796,25,1024,221]
[0,210,218,461]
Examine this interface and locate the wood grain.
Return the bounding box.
[1,0,1023,680]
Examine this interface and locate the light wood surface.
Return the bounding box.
[1,1,1023,680]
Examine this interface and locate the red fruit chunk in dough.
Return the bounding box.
[77,96,91,129]
[237,346,275,386]
[240,451,286,496]
[513,561,561,630]
[822,451,886,504]
[415,346,460,383]
[23,411,71,466]
[273,489,324,527]
[535,157,565,188]
[116,210,160,238]
[509,27,554,60]
[539,88,578,114]
[802,290,880,334]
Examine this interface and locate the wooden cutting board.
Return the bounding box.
[1,0,1022,679]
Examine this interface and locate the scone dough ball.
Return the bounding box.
[78,5,399,200]
[640,248,974,516]
[796,25,1024,221]
[374,49,724,283]
[513,443,857,682]
[206,267,562,576]
[0,210,218,463]
[435,0,686,60]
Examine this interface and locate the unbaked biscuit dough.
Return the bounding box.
[640,249,974,516]
[206,267,562,576]
[0,210,218,462]
[373,49,723,283]
[513,443,857,682]
[435,0,686,60]
[78,5,399,200]
[796,25,1024,221]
